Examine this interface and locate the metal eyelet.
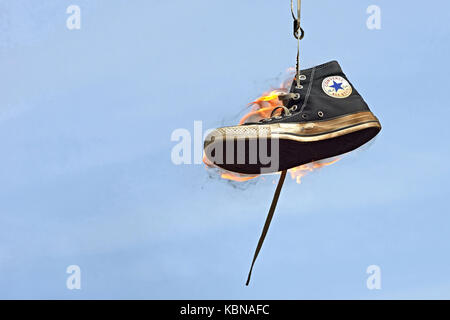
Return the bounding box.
[297,85,304,89]
[318,111,324,118]
[299,75,307,81]
[290,105,298,112]
[292,93,300,100]
[274,116,282,120]
[301,114,308,119]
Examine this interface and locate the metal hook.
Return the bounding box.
[293,21,305,40]
[291,0,304,40]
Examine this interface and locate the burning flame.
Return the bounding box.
[204,68,341,184]
[288,158,340,184]
[220,173,256,182]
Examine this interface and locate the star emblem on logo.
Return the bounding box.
[322,76,352,98]
[329,81,344,92]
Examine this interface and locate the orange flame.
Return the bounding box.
[204,68,341,184]
[220,173,257,182]
[288,158,340,184]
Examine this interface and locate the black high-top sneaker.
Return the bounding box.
[204,61,381,175]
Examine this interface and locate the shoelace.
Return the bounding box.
[246,170,287,286]
[270,105,292,118]
[258,95,298,123]
[258,85,306,123]
[246,97,298,284]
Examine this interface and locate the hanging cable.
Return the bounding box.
[245,0,304,286]
[291,0,304,89]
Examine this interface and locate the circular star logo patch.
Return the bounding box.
[322,76,352,98]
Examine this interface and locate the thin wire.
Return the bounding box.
[290,0,296,19]
[291,0,302,88]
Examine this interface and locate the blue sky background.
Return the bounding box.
[0,0,449,299]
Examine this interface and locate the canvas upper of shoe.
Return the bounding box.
[248,61,371,125]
